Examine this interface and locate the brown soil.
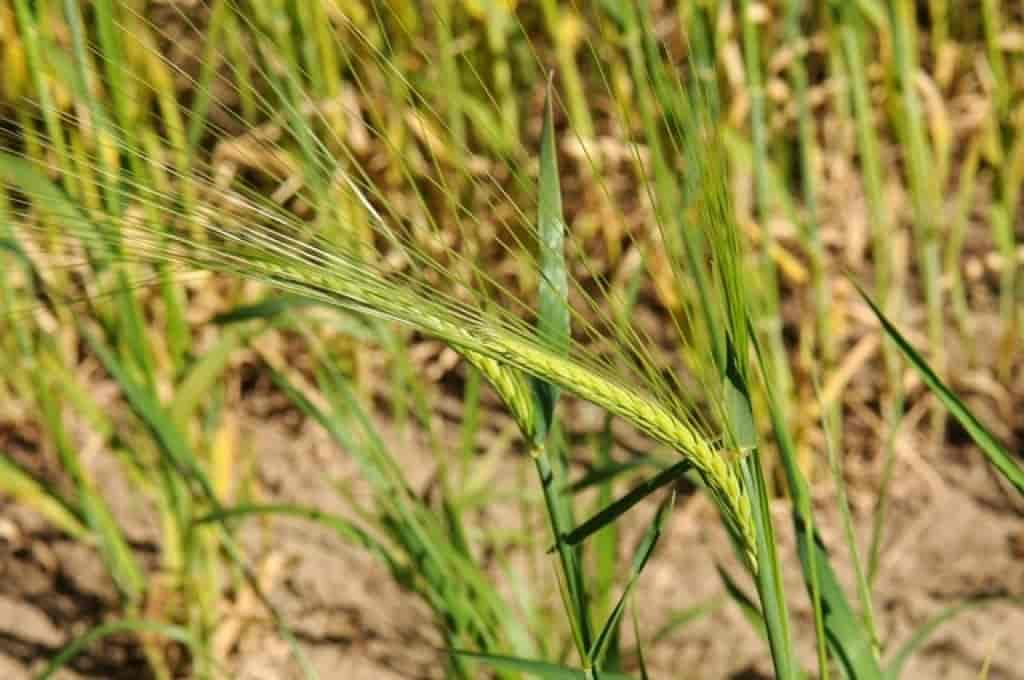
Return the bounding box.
[2,405,1022,680]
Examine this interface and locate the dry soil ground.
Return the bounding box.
[2,396,1023,679]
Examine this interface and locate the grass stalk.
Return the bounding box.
[890,0,946,445]
[739,0,793,430]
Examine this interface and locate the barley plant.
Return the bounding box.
[0,1,1022,679]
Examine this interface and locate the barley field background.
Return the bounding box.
[0,1,1023,678]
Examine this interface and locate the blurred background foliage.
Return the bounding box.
[0,0,1022,677]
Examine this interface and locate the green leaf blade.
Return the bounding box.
[454,651,636,680]
[752,330,883,679]
[532,74,569,436]
[562,460,690,548]
[0,453,89,539]
[856,284,1024,493]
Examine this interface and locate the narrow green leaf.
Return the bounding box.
[631,606,650,680]
[0,153,91,230]
[561,460,690,548]
[82,485,145,603]
[114,269,157,389]
[169,329,250,425]
[268,367,386,491]
[534,444,591,653]
[212,295,318,324]
[159,265,191,371]
[566,458,665,494]
[596,0,628,28]
[195,503,399,573]
[885,595,1022,680]
[82,330,216,502]
[752,330,883,678]
[727,343,799,680]
[818,378,880,650]
[588,493,674,668]
[0,453,88,539]
[34,374,145,602]
[591,415,621,665]
[185,0,229,150]
[643,596,725,647]
[214,297,377,345]
[525,74,592,655]
[717,564,767,641]
[856,283,1024,493]
[454,651,636,680]
[532,73,569,437]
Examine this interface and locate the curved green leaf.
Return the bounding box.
[589,493,674,668]
[753,328,882,679]
[857,283,1024,493]
[195,503,398,572]
[561,460,690,548]
[0,453,88,539]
